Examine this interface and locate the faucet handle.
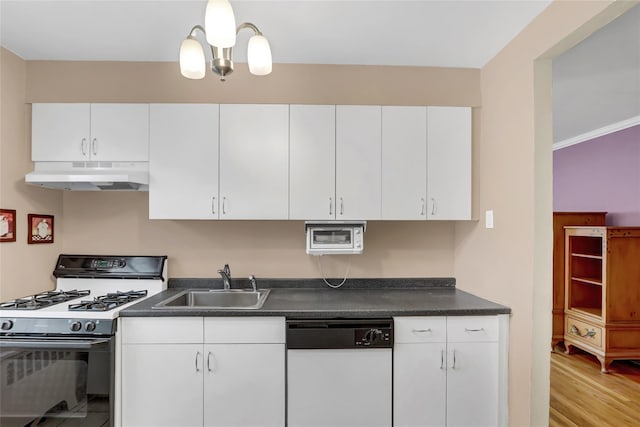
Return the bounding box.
[223,263,231,277]
[248,275,257,292]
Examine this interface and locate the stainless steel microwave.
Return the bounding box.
[305,222,366,255]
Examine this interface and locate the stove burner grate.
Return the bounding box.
[68,290,148,312]
[0,290,90,310]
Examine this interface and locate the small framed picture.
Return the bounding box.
[28,214,54,244]
[0,209,17,242]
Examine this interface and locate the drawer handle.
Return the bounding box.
[412,328,432,333]
[464,328,485,332]
[570,325,596,339]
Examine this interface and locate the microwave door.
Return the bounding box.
[312,229,353,249]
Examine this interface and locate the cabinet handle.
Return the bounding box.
[222,197,227,215]
[421,198,426,216]
[212,197,216,215]
[195,351,201,372]
[329,197,333,216]
[464,328,485,333]
[431,197,437,216]
[440,349,445,370]
[92,138,98,155]
[340,197,344,216]
[451,349,457,370]
[207,352,216,373]
[570,324,596,339]
[412,328,432,333]
[81,138,87,155]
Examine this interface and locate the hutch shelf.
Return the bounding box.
[552,212,606,349]
[564,226,640,372]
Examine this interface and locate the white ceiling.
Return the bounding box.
[552,4,640,143]
[0,0,551,68]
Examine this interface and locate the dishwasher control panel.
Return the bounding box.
[286,319,393,349]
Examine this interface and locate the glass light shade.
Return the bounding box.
[247,35,272,76]
[179,36,206,79]
[205,0,236,48]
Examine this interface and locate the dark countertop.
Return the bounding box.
[120,278,511,318]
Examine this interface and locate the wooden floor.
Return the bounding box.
[550,347,640,427]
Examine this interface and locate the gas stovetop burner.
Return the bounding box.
[0,289,90,310]
[68,290,148,312]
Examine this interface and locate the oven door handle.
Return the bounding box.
[0,338,112,350]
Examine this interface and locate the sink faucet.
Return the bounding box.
[218,264,232,290]
[249,275,258,292]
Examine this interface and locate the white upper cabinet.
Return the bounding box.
[32,103,90,161]
[427,106,472,220]
[336,105,382,220]
[289,105,336,220]
[381,106,428,220]
[32,103,149,162]
[149,104,219,219]
[219,104,289,219]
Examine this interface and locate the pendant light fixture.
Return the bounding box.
[179,0,272,81]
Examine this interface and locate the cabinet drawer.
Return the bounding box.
[120,317,203,344]
[565,315,603,349]
[204,317,285,343]
[394,317,446,343]
[447,316,499,342]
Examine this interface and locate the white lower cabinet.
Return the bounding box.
[393,315,508,427]
[120,317,285,427]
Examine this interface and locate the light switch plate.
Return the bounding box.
[485,210,494,229]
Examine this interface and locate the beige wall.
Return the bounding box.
[20,62,481,280]
[0,48,63,300]
[453,1,634,426]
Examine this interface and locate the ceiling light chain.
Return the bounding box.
[179,0,272,81]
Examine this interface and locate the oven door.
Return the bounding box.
[0,336,114,427]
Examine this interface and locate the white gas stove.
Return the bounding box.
[0,255,166,427]
[0,255,167,330]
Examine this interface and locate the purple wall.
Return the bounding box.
[553,124,640,226]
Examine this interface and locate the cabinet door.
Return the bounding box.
[336,105,382,220]
[121,344,204,427]
[446,342,499,427]
[394,343,446,427]
[90,104,149,161]
[203,343,285,427]
[427,106,471,220]
[32,103,91,161]
[149,104,219,219]
[290,105,336,220]
[219,104,289,219]
[381,106,427,220]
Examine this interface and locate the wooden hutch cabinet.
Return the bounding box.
[564,226,640,372]
[552,212,606,349]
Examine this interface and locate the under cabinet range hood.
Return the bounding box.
[25,162,149,191]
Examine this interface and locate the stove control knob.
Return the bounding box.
[1,320,13,331]
[70,321,82,332]
[364,328,382,345]
[85,321,96,332]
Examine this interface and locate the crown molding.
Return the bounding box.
[553,115,640,151]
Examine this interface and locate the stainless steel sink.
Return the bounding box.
[153,289,270,310]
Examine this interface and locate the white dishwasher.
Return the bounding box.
[286,319,393,427]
